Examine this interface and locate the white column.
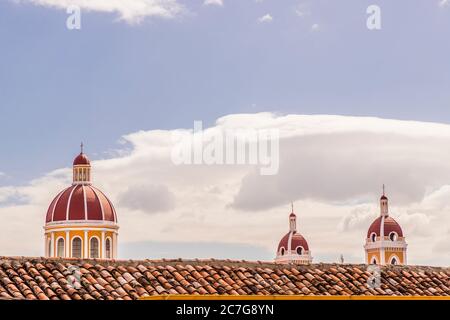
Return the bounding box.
[84,230,88,259]
[65,231,70,258]
[50,232,55,257]
[101,231,105,259]
[113,232,118,259]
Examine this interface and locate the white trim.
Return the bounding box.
[45,220,118,227]
[389,254,400,265]
[91,187,105,221]
[65,185,77,220]
[82,185,88,220]
[65,231,70,257]
[388,231,398,241]
[294,246,304,255]
[51,187,69,221]
[370,232,377,242]
[101,231,105,258]
[287,231,293,253]
[113,232,117,258]
[50,232,55,257]
[84,230,88,259]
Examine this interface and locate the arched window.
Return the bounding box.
[296,247,303,255]
[370,233,377,242]
[90,237,99,258]
[280,247,285,256]
[72,237,82,258]
[105,238,111,259]
[57,238,65,257]
[389,232,398,241]
[371,257,377,264]
[390,257,398,265]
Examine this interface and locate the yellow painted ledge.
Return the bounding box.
[141,295,450,301]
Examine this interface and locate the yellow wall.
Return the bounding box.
[45,226,116,259]
[385,250,404,264]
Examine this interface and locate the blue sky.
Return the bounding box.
[1,0,449,185]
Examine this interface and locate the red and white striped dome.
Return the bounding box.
[45,147,117,224]
[277,231,309,252]
[45,184,117,223]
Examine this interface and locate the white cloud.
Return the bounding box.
[118,183,176,214]
[439,0,450,7]
[203,0,223,6]
[15,0,186,23]
[258,14,273,23]
[294,4,310,17]
[1,113,450,266]
[311,23,319,31]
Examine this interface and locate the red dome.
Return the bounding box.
[73,153,90,166]
[277,231,309,252]
[367,216,403,238]
[45,185,117,223]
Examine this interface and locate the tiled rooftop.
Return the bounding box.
[0,257,448,300]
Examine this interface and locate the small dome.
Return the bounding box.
[367,216,403,238]
[277,231,309,252]
[45,185,117,223]
[73,153,90,166]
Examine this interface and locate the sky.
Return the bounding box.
[0,0,449,266]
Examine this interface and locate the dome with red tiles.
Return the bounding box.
[45,184,117,223]
[44,146,119,260]
[45,147,117,225]
[275,206,313,265]
[73,152,90,166]
[277,231,309,252]
[367,216,403,238]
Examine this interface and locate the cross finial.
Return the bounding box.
[291,202,294,213]
[80,142,84,154]
[382,184,385,196]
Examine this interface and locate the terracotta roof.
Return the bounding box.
[0,257,448,300]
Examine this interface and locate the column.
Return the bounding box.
[113,232,118,259]
[101,231,105,259]
[65,231,70,258]
[84,230,88,259]
[50,232,55,257]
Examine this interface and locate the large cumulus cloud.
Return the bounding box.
[0,113,449,266]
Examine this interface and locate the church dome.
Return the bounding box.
[277,232,309,253]
[44,145,119,260]
[45,184,117,223]
[367,216,403,238]
[73,153,90,166]
[275,205,312,265]
[45,145,117,225]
